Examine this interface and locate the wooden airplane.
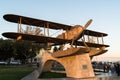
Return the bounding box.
[2,14,109,57]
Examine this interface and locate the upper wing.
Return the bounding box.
[3,14,71,30]
[3,14,108,37]
[2,32,109,48]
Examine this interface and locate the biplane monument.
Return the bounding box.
[2,14,109,79]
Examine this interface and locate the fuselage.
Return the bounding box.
[57,25,83,40]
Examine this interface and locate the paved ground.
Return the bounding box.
[96,72,120,80]
[38,77,120,80]
[22,69,120,80]
[38,76,120,80]
[38,72,120,80]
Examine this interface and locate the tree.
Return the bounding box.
[13,40,40,64]
[0,39,14,61]
[0,38,41,64]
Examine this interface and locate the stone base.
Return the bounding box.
[41,52,95,78]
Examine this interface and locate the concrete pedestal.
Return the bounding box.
[41,52,95,78]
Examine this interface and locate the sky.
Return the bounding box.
[0,0,120,58]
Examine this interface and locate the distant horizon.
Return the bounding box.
[92,56,120,62]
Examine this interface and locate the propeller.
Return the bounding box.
[84,19,92,29]
[74,19,92,40]
[71,19,93,47]
[81,19,92,52]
